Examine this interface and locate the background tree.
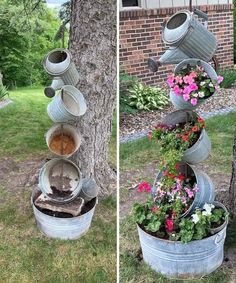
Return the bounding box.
[69,0,116,194]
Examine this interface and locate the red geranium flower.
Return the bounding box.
[177,173,185,181]
[137,182,152,193]
[151,206,158,213]
[175,163,180,170]
[197,117,204,123]
[181,135,189,142]
[165,218,174,232]
[192,126,199,132]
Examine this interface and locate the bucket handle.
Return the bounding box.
[215,230,226,245]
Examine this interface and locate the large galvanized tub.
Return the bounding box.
[162,10,217,62]
[32,189,97,240]
[154,163,215,217]
[170,59,218,110]
[163,110,211,164]
[43,48,79,86]
[38,158,82,203]
[47,85,87,123]
[45,123,81,158]
[137,224,227,279]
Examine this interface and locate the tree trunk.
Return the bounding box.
[229,125,236,215]
[69,0,116,195]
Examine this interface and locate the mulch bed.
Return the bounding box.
[120,87,236,137]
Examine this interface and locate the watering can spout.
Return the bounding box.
[148,47,189,73]
[44,77,64,98]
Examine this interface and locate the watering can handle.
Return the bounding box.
[193,8,208,21]
[148,57,161,73]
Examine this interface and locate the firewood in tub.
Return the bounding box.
[34,193,84,217]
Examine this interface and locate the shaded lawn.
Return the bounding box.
[0,86,117,282]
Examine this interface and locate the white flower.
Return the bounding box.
[192,93,199,97]
[198,92,205,98]
[202,203,215,216]
[209,83,214,87]
[200,81,206,86]
[191,213,200,224]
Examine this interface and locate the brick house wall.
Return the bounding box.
[119,4,234,86]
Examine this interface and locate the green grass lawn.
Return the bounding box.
[0,86,117,283]
[120,112,236,282]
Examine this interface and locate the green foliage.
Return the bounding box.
[128,83,169,111]
[0,1,61,88]
[120,71,138,115]
[218,69,236,88]
[0,85,9,100]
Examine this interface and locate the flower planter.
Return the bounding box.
[32,188,97,240]
[163,110,211,164]
[137,224,227,279]
[169,59,218,110]
[47,85,87,123]
[45,123,81,158]
[154,163,215,217]
[210,201,229,235]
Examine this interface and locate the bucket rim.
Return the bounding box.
[162,10,192,44]
[38,158,83,203]
[43,48,72,76]
[137,222,227,245]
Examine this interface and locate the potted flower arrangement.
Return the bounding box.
[167,59,223,110]
[148,110,210,167]
[133,176,229,278]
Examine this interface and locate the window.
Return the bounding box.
[122,0,140,7]
[122,0,139,6]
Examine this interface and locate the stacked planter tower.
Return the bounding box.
[31,49,98,240]
[138,6,229,279]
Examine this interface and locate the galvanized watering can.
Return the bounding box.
[148,9,218,72]
[43,48,80,96]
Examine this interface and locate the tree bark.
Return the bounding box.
[69,0,116,195]
[229,125,236,215]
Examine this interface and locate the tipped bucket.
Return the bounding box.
[47,85,87,122]
[38,158,82,203]
[79,178,99,203]
[45,123,81,158]
[43,48,79,86]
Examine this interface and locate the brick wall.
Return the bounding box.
[119,4,234,86]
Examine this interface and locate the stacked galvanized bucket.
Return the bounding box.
[139,10,228,279]
[32,48,98,240]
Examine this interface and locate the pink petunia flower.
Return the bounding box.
[189,83,198,91]
[183,86,192,95]
[190,98,198,106]
[183,93,190,101]
[172,85,182,95]
[190,71,197,78]
[217,75,224,84]
[167,75,175,87]
[175,76,183,84]
[185,188,194,198]
[183,75,194,85]
[137,182,152,193]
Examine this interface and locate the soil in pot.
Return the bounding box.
[49,134,76,155]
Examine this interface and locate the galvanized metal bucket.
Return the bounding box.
[137,224,227,279]
[32,189,97,240]
[162,10,217,62]
[45,123,81,158]
[154,163,215,217]
[47,85,87,123]
[210,201,229,235]
[170,59,218,110]
[43,48,79,86]
[38,158,82,203]
[79,178,99,203]
[163,110,211,164]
